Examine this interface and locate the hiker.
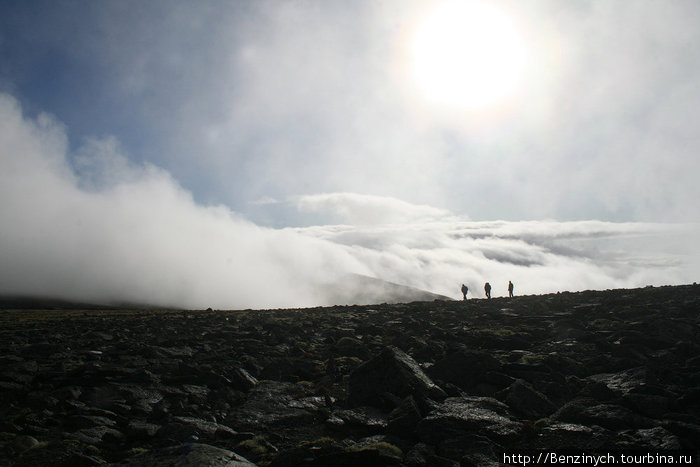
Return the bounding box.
[461,284,469,300]
[508,281,514,298]
[484,282,491,299]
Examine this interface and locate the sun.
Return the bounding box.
[410,0,527,111]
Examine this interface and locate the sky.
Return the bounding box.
[1,0,699,308]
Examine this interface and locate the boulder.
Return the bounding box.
[107,443,256,466]
[530,422,610,451]
[332,406,388,434]
[437,433,503,465]
[13,435,39,452]
[230,368,259,392]
[224,381,319,432]
[171,416,239,441]
[427,350,501,394]
[68,426,124,445]
[126,420,162,439]
[416,397,522,444]
[269,436,402,467]
[387,396,422,437]
[585,367,652,396]
[348,346,446,410]
[661,420,700,450]
[500,379,557,419]
[617,427,682,450]
[552,398,654,430]
[403,443,459,467]
[333,336,372,360]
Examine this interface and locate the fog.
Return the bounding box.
[1,94,697,309]
[295,217,698,299]
[0,94,367,308]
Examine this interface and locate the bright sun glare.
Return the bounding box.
[411,0,527,111]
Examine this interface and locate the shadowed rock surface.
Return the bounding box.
[1,284,699,465]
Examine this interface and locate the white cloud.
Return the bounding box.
[0,94,368,309]
[293,219,699,299]
[249,196,279,206]
[1,93,697,309]
[3,1,699,223]
[297,192,454,226]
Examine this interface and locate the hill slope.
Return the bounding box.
[1,284,698,465]
[319,273,453,305]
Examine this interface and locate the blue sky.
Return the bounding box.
[1,0,699,307]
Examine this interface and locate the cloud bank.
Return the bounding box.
[1,93,697,308]
[0,94,367,308]
[3,1,699,224]
[297,192,454,226]
[294,220,698,299]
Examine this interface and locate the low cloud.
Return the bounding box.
[297,192,454,225]
[1,93,697,308]
[293,220,698,299]
[0,94,368,309]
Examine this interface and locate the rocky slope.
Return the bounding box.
[1,284,699,466]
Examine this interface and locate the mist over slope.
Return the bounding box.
[1,94,698,309]
[316,274,452,306]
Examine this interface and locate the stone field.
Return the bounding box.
[1,285,699,465]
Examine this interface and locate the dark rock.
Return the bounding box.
[14,434,39,452]
[416,397,522,444]
[623,393,674,418]
[53,385,83,401]
[500,379,557,419]
[271,439,402,467]
[269,437,345,467]
[436,433,503,464]
[585,367,652,396]
[230,367,259,392]
[172,416,239,440]
[348,346,446,410]
[530,422,610,450]
[333,336,372,360]
[108,442,256,466]
[314,438,403,467]
[2,284,699,466]
[552,398,654,430]
[126,420,162,439]
[68,425,124,445]
[427,350,502,395]
[404,443,459,467]
[387,396,422,437]
[64,414,118,430]
[616,426,682,450]
[224,381,320,432]
[11,439,105,466]
[259,356,325,382]
[155,422,199,445]
[460,452,502,467]
[661,420,700,450]
[314,441,403,466]
[585,367,679,417]
[333,406,388,434]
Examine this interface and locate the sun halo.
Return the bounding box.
[409,1,528,112]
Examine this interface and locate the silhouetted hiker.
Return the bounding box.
[508,281,514,298]
[461,284,468,300]
[484,282,491,299]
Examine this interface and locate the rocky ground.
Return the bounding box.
[1,285,699,466]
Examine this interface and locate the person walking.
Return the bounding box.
[461,284,469,300]
[508,281,514,298]
[484,282,491,299]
